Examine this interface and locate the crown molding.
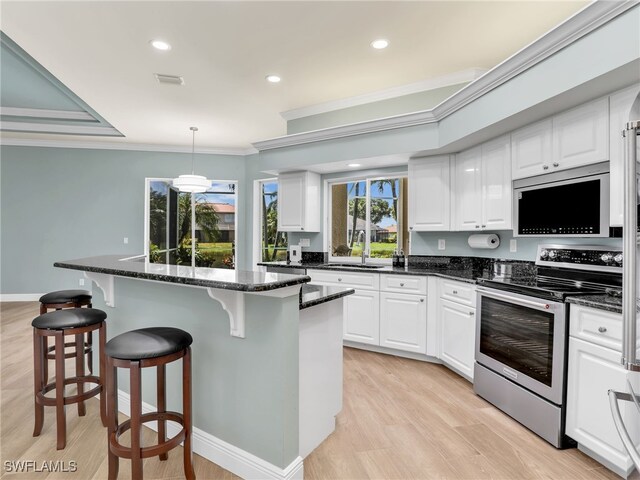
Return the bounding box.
[0,121,122,136]
[0,137,257,156]
[253,0,638,152]
[280,68,487,121]
[0,107,96,121]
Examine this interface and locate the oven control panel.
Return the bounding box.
[536,245,622,272]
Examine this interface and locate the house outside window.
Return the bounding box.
[329,175,408,262]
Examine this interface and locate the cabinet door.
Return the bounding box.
[552,97,609,171]
[481,135,512,230]
[277,173,305,231]
[343,290,380,345]
[454,147,482,231]
[439,299,476,380]
[379,292,427,354]
[511,119,553,179]
[566,337,640,475]
[408,156,451,231]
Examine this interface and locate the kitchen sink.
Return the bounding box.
[323,263,385,269]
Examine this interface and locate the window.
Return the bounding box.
[329,176,407,262]
[146,179,237,269]
[258,180,288,262]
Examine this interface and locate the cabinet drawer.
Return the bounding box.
[307,269,379,290]
[569,304,624,352]
[440,279,476,307]
[380,274,427,295]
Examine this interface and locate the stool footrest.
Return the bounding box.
[36,376,102,406]
[46,342,91,360]
[110,411,186,460]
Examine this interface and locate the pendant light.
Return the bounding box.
[172,127,211,193]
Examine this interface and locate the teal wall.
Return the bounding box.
[287,83,468,135]
[0,146,246,294]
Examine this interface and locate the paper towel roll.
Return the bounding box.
[468,233,500,249]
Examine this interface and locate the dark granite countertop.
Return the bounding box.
[259,257,535,285]
[567,294,624,314]
[300,284,354,310]
[56,255,310,292]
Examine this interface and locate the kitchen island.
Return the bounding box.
[55,255,353,480]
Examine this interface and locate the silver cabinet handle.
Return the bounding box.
[482,225,486,228]
[338,278,342,282]
[301,227,304,230]
[409,227,414,230]
[452,290,458,294]
[543,165,549,170]
[400,283,405,287]
[475,225,480,229]
[420,298,424,303]
[469,311,475,316]
[598,326,607,333]
[553,162,559,167]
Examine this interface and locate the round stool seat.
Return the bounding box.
[32,308,107,330]
[106,327,193,361]
[39,290,92,305]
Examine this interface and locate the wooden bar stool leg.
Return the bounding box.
[99,323,107,427]
[33,330,44,437]
[107,357,119,480]
[86,331,93,375]
[39,304,46,315]
[157,363,168,461]
[75,333,86,417]
[42,336,48,386]
[54,331,66,450]
[130,361,143,479]
[183,347,195,480]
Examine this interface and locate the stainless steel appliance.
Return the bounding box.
[513,162,610,237]
[609,120,640,470]
[475,244,623,448]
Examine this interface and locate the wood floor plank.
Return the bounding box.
[1,302,632,479]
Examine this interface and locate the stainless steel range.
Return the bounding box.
[474,244,622,448]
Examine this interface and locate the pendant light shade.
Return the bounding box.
[173,127,211,193]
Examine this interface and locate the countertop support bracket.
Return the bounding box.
[84,272,115,307]
[207,288,245,338]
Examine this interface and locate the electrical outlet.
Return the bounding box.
[123,237,129,244]
[510,239,517,253]
[79,278,85,286]
[438,239,446,250]
[299,238,310,247]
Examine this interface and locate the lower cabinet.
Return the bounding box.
[379,292,427,354]
[343,290,380,345]
[438,298,476,380]
[566,336,640,476]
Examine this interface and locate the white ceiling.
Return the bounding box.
[0,0,589,151]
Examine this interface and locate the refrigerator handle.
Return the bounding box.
[608,387,640,471]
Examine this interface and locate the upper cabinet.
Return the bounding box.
[454,135,512,231]
[512,97,608,180]
[277,171,321,232]
[408,155,451,231]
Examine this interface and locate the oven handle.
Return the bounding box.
[476,287,554,310]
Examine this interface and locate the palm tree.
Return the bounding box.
[348,182,362,248]
[177,193,220,245]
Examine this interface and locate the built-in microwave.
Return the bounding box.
[513,162,610,237]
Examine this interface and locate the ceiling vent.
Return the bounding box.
[154,73,185,86]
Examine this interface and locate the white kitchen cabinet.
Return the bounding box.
[609,84,640,227]
[277,171,321,232]
[438,298,476,380]
[511,119,553,180]
[454,135,511,231]
[566,336,640,477]
[552,97,609,172]
[408,155,451,231]
[379,291,427,354]
[343,290,380,346]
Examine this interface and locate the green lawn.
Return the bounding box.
[199,242,233,253]
[349,243,397,258]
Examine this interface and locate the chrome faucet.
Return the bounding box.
[361,249,368,265]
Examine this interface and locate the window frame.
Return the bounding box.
[325,172,407,265]
[252,178,289,267]
[144,177,238,267]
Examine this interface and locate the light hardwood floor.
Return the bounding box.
[1,301,634,479]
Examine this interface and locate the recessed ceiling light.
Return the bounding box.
[371,39,389,50]
[266,75,281,83]
[348,163,361,168]
[150,39,171,51]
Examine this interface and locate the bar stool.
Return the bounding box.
[105,327,195,480]
[39,290,94,377]
[32,308,107,450]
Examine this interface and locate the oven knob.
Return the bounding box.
[548,250,557,259]
[600,253,613,263]
[540,249,549,259]
[614,253,623,265]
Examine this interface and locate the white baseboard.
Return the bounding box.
[117,390,304,480]
[0,293,43,302]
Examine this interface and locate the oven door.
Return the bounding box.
[475,287,567,405]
